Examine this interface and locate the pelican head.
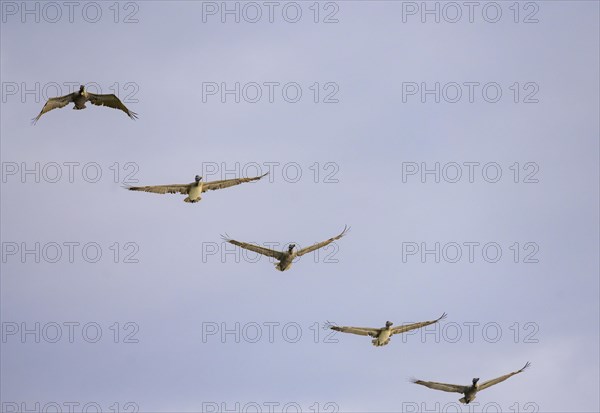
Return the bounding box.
[195,175,202,183]
[385,321,393,328]
[472,378,480,386]
[288,244,296,253]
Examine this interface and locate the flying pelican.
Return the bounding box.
[32,85,138,124]
[329,313,447,347]
[411,362,531,404]
[126,173,268,203]
[222,226,349,271]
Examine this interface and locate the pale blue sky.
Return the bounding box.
[1,1,599,412]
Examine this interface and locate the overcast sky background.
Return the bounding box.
[1,1,599,412]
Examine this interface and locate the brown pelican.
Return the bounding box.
[126,173,268,203]
[32,85,138,124]
[222,226,349,271]
[411,362,531,404]
[329,313,447,347]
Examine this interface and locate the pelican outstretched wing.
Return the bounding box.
[126,183,191,195]
[87,93,138,119]
[222,236,285,260]
[411,379,468,394]
[329,325,380,337]
[32,92,76,124]
[296,226,349,257]
[478,362,531,391]
[392,313,447,335]
[203,173,268,192]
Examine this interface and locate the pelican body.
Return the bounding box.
[185,175,204,203]
[276,244,297,271]
[372,321,393,346]
[461,378,479,404]
[72,85,88,109]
